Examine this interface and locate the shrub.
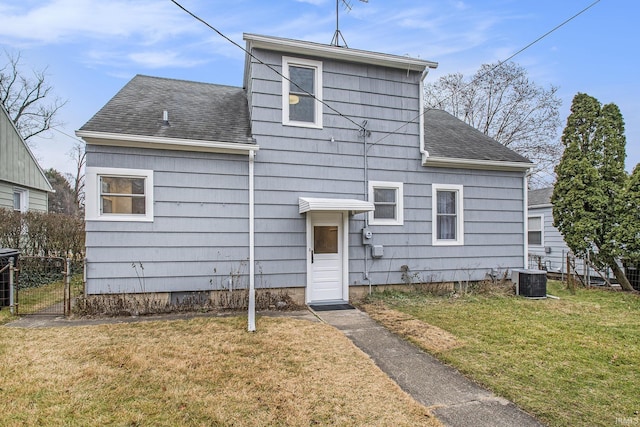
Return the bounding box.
[0,208,84,257]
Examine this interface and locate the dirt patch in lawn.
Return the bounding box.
[360,301,463,353]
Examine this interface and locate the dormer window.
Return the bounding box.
[282,57,323,128]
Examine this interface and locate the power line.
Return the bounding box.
[171,0,600,147]
[368,0,601,148]
[169,0,365,131]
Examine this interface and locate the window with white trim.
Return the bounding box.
[85,167,154,222]
[528,215,543,246]
[282,56,323,128]
[368,181,403,225]
[432,184,464,246]
[13,188,28,212]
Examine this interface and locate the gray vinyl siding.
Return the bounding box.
[84,145,250,294]
[27,189,48,212]
[0,182,12,210]
[247,48,527,288]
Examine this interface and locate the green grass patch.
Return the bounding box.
[15,274,83,315]
[0,306,16,325]
[366,281,640,427]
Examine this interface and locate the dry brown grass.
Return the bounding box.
[361,301,463,353]
[0,315,441,427]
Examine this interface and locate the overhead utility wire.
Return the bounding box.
[169,0,365,131]
[368,0,602,148]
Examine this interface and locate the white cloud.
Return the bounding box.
[127,50,208,69]
[0,0,198,44]
[294,0,328,5]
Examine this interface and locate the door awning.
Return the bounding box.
[299,197,375,214]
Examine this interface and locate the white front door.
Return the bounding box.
[308,212,345,303]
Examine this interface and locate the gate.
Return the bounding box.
[15,256,81,316]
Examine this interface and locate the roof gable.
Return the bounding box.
[79,75,252,146]
[0,104,53,192]
[423,109,532,170]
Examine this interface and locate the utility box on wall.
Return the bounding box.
[512,269,547,298]
[371,245,383,258]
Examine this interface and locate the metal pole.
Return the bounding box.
[9,257,15,315]
[65,258,71,316]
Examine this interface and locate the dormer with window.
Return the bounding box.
[282,57,323,128]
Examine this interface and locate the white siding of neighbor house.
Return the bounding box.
[85,145,250,294]
[246,48,526,289]
[528,205,587,276]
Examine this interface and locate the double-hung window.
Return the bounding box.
[528,215,543,246]
[85,167,154,222]
[368,181,404,225]
[432,184,464,246]
[13,188,28,212]
[282,57,322,128]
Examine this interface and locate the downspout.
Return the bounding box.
[362,121,371,293]
[523,171,530,269]
[248,150,256,332]
[419,68,431,163]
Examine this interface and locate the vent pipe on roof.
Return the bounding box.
[162,110,170,126]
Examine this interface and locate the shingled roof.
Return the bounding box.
[528,187,554,207]
[423,109,531,165]
[79,75,252,145]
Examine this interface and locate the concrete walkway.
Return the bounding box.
[313,307,545,427]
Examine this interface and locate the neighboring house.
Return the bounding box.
[77,33,532,304]
[0,104,53,213]
[528,187,586,276]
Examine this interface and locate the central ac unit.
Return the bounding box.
[512,269,547,298]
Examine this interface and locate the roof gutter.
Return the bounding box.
[76,131,259,155]
[423,156,534,172]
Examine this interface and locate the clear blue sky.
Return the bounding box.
[1,0,637,176]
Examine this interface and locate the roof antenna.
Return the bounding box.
[330,0,368,47]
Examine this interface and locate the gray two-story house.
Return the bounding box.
[77,33,532,305]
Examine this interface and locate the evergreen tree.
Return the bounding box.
[45,168,79,216]
[552,93,633,291]
[613,163,640,263]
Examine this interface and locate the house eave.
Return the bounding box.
[529,203,553,209]
[76,131,259,155]
[244,33,438,72]
[423,156,533,172]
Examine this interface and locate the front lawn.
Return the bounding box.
[363,281,640,427]
[0,315,440,427]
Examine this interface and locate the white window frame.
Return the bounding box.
[85,167,154,222]
[282,56,323,129]
[13,188,29,213]
[432,184,464,246]
[368,181,404,226]
[528,215,544,247]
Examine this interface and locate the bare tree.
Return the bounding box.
[425,62,562,187]
[67,142,86,214]
[0,50,66,141]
